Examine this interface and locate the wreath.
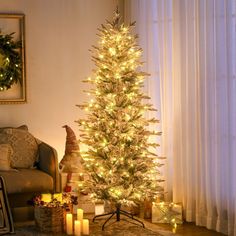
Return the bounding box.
[0,32,22,91]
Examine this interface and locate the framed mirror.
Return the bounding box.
[0,14,26,104]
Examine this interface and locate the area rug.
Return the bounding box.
[14,218,169,236]
[90,218,163,236]
[0,176,14,235]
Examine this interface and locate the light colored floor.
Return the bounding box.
[15,220,226,236]
[151,221,225,236]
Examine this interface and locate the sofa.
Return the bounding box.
[0,125,61,222]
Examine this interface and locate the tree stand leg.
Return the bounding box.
[92,204,145,230]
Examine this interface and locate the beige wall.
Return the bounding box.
[0,0,123,160]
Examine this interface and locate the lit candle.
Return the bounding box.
[77,208,83,221]
[82,219,89,235]
[74,220,81,236]
[66,213,73,235]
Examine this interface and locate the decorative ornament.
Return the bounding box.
[59,125,82,173]
[0,32,22,91]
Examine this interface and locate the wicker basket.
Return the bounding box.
[34,205,64,233]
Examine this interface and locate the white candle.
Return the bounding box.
[77,208,83,221]
[82,219,89,235]
[66,213,73,235]
[74,220,81,236]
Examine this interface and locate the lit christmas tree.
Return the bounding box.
[76,10,164,225]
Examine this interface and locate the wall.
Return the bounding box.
[0,0,123,160]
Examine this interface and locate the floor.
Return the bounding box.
[15,219,226,236]
[151,222,225,236]
[96,210,226,236]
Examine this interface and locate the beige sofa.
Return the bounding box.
[0,125,61,222]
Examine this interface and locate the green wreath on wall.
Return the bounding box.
[0,32,22,91]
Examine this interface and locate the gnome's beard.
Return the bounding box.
[59,153,82,173]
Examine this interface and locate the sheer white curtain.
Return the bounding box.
[125,0,236,235]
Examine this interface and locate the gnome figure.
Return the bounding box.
[59,125,82,173]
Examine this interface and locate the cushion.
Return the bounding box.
[0,129,38,168]
[0,169,54,194]
[0,125,28,132]
[0,144,14,171]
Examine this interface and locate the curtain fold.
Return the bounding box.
[125,0,236,235]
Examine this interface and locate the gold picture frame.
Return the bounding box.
[0,14,26,104]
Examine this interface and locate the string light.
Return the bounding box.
[109,47,116,55]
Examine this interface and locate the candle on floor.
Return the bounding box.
[77,208,83,221]
[66,213,73,235]
[82,219,89,235]
[74,220,81,236]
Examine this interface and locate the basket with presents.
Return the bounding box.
[29,193,78,233]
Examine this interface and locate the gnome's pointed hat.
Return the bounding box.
[59,125,82,173]
[62,125,79,155]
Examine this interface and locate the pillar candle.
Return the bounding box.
[82,219,89,235]
[77,208,83,221]
[66,213,73,235]
[74,220,81,236]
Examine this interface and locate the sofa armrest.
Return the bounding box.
[38,142,61,193]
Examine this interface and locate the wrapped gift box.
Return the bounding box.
[152,202,183,224]
[95,202,105,215]
[77,194,95,213]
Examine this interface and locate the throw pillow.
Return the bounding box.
[0,144,13,171]
[0,129,38,168]
[0,125,28,132]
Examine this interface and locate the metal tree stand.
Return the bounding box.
[93,203,145,231]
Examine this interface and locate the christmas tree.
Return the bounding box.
[77,10,164,210]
